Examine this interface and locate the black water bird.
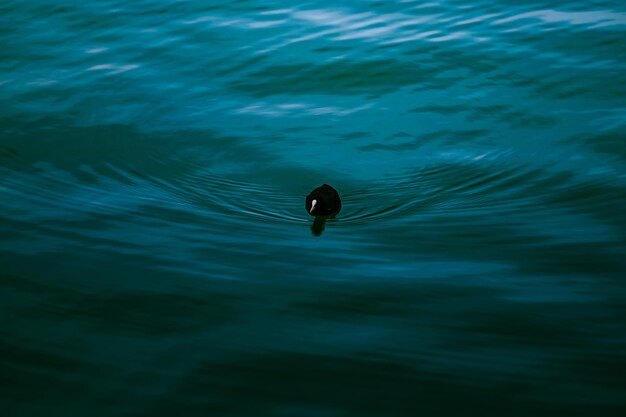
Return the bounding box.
[306,184,341,217]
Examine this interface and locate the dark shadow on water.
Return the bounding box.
[311,217,326,237]
[311,216,339,237]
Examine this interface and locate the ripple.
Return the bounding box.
[492,9,626,29]
[3,134,624,238]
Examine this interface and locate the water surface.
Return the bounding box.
[1,0,626,416]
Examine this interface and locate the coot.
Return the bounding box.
[306,184,341,217]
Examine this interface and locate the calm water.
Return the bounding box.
[1,0,626,415]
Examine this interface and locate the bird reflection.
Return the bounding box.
[311,216,326,236]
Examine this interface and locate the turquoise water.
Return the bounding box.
[1,0,626,415]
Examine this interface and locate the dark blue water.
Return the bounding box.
[1,1,626,415]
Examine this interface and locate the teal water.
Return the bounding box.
[1,0,626,415]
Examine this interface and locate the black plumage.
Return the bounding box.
[306,184,341,217]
